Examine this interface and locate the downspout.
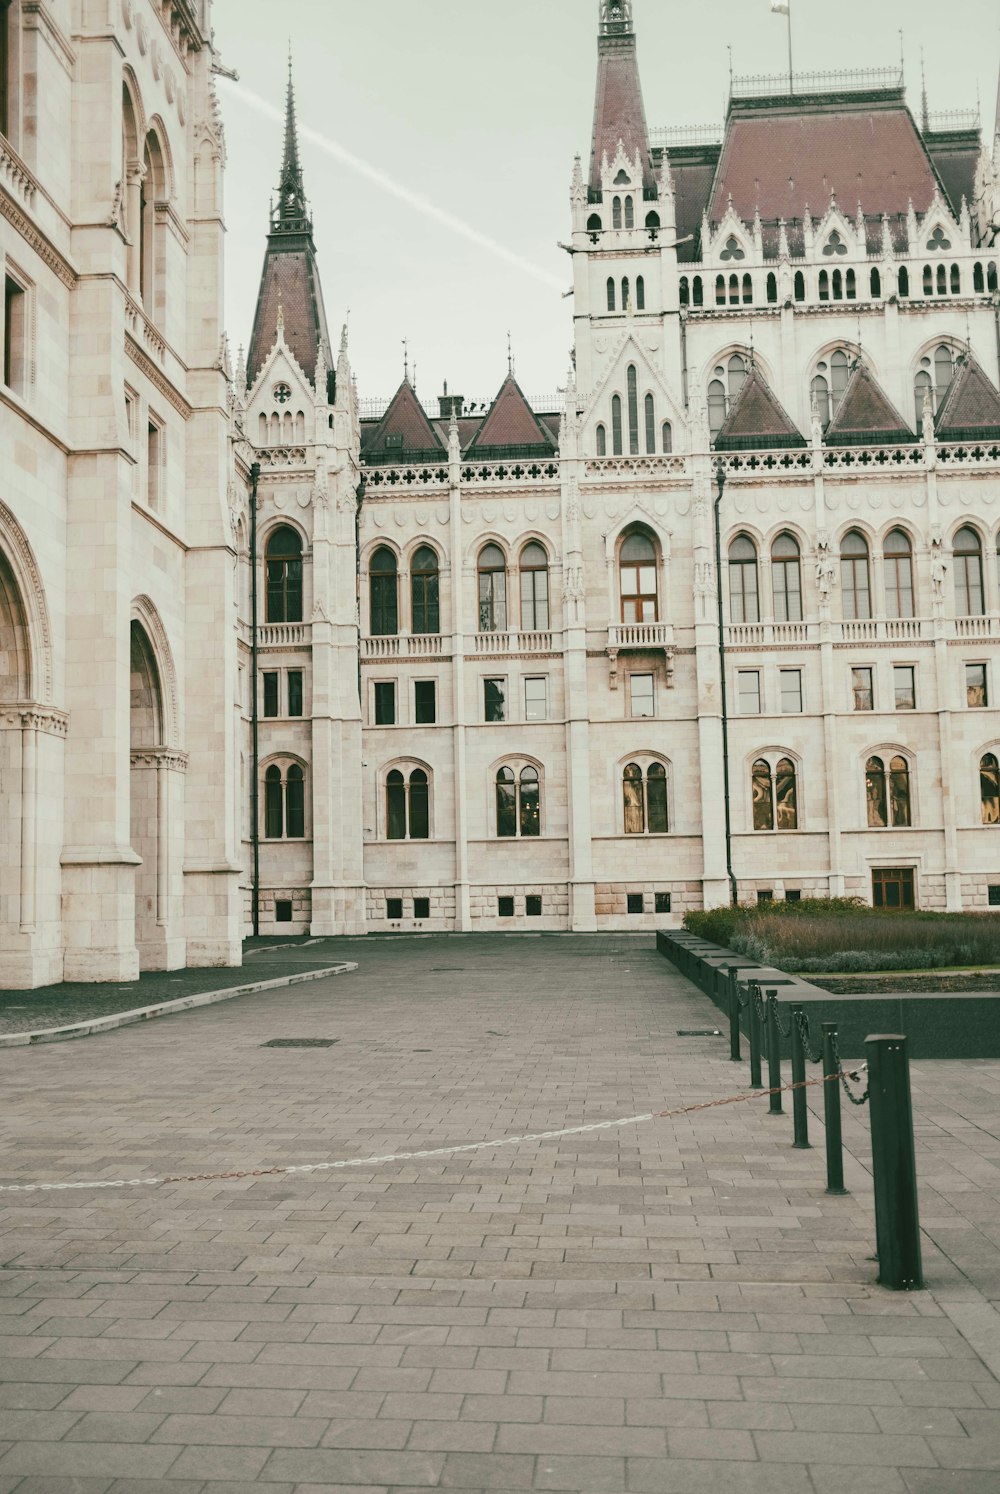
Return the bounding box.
[680,307,689,410]
[249,461,261,938]
[355,475,366,704]
[992,291,1000,388]
[713,461,738,907]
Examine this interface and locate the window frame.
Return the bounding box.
[265,525,305,624]
[736,669,762,715]
[883,529,915,619]
[2,263,28,396]
[483,676,507,723]
[618,527,659,624]
[519,542,550,631]
[413,678,437,725]
[410,544,440,635]
[494,759,543,839]
[728,535,760,624]
[622,758,670,836]
[369,545,399,637]
[261,758,308,840]
[779,668,803,714]
[851,665,875,711]
[523,675,547,722]
[384,763,432,841]
[892,664,916,711]
[840,530,872,621]
[750,754,799,832]
[477,543,508,633]
[771,532,802,622]
[628,671,655,719]
[373,680,397,727]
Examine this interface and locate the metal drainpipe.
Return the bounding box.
[713,462,738,907]
[249,461,261,938]
[992,292,1000,387]
[355,476,366,704]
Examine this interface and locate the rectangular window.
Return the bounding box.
[146,416,162,509]
[498,895,515,918]
[989,886,1000,908]
[374,681,396,726]
[413,896,430,920]
[526,894,542,917]
[484,678,506,723]
[629,673,655,718]
[852,666,874,711]
[779,669,803,713]
[124,387,138,449]
[262,672,279,718]
[275,900,293,923]
[386,897,403,920]
[414,680,436,724]
[893,665,916,711]
[872,867,916,910]
[524,677,547,721]
[287,671,304,717]
[654,892,671,914]
[785,889,802,903]
[737,670,761,714]
[3,273,25,394]
[757,889,774,904]
[966,664,988,708]
[627,893,644,914]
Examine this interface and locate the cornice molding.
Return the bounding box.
[125,337,192,420]
[0,704,69,736]
[0,187,76,288]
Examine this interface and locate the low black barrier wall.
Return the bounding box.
[657,930,1000,1060]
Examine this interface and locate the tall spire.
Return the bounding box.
[590,0,653,193]
[274,51,310,232]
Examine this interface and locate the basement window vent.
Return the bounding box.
[275,900,293,922]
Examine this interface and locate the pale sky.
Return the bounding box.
[212,0,999,406]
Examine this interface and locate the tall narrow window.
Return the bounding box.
[387,769,406,840]
[846,268,856,299]
[519,542,549,631]
[612,196,622,230]
[692,275,703,306]
[775,758,798,829]
[889,755,911,827]
[621,276,630,310]
[478,544,507,632]
[265,526,303,623]
[794,270,805,302]
[411,545,440,634]
[934,344,954,402]
[623,763,644,834]
[951,264,960,295]
[3,273,25,393]
[409,769,429,839]
[771,533,802,622]
[636,275,645,310]
[819,269,830,301]
[708,379,727,437]
[981,753,1000,825]
[627,365,639,455]
[966,664,988,708]
[146,418,162,509]
[288,671,304,717]
[766,272,777,303]
[870,267,882,298]
[369,547,399,636]
[883,529,914,618]
[661,421,672,453]
[286,765,305,838]
[752,759,774,831]
[742,273,752,304]
[830,350,850,413]
[619,528,657,623]
[265,765,283,838]
[811,374,830,428]
[611,394,623,454]
[387,767,430,840]
[607,277,616,312]
[936,264,947,296]
[866,756,887,827]
[644,392,655,454]
[496,766,516,837]
[728,535,759,624]
[954,528,984,616]
[679,276,690,306]
[727,354,747,404]
[715,274,726,307]
[852,667,874,711]
[914,369,933,426]
[840,531,871,620]
[596,423,607,456]
[898,266,909,297]
[624,195,634,229]
[623,762,669,835]
[519,766,540,836]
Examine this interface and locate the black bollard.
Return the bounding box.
[728,968,741,1063]
[766,990,783,1114]
[748,983,763,1089]
[821,1022,847,1195]
[789,1004,810,1149]
[867,1034,923,1291]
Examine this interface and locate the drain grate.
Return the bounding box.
[677,1029,722,1038]
[262,1038,339,1048]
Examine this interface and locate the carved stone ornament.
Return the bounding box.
[930,530,948,592]
[121,0,134,30]
[814,534,837,593]
[136,14,148,53]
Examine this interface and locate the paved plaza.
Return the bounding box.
[2,934,1000,1492]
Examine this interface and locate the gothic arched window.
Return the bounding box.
[661,420,673,454]
[478,543,507,632]
[644,393,656,454]
[866,755,911,827]
[766,272,777,303]
[728,535,759,624]
[596,422,607,456]
[771,533,802,622]
[624,195,635,229]
[265,526,303,623]
[751,758,799,831]
[622,276,630,310]
[627,364,639,454]
[623,761,669,835]
[519,542,549,631]
[981,753,1000,825]
[840,530,871,620]
[619,528,658,623]
[496,763,541,838]
[411,545,440,635]
[387,766,430,840]
[708,378,727,437]
[636,275,645,310]
[612,195,622,230]
[794,270,805,302]
[263,760,306,839]
[611,394,623,455]
[369,546,398,636]
[954,527,984,617]
[883,529,914,619]
[870,267,882,298]
[751,758,773,831]
[606,277,616,312]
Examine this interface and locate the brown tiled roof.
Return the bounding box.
[466,375,556,455]
[247,238,333,389]
[364,380,445,457]
[590,34,654,191]
[714,363,806,451]
[709,95,941,232]
[825,362,913,446]
[934,353,1000,440]
[661,147,720,262]
[924,130,980,219]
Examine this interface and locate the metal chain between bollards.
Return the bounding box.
[794,1007,825,1065]
[831,1030,870,1106]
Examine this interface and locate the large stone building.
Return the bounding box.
[0,0,242,987]
[241,0,1000,936]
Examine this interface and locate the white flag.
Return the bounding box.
[771,0,790,13]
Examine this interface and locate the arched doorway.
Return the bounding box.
[129,620,165,965]
[0,548,31,938]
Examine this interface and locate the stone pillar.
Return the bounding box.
[19,709,37,933]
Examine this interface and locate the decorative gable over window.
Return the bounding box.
[465,374,557,460]
[713,363,806,451]
[933,352,1000,442]
[825,362,914,447]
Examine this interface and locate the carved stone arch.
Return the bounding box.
[834,519,878,549]
[724,519,765,551]
[121,66,147,157]
[403,537,446,571]
[465,532,511,569]
[260,749,309,773]
[381,753,434,780]
[699,343,772,392]
[0,499,53,703]
[876,518,918,548]
[514,530,555,563]
[947,519,985,548]
[262,516,310,555]
[488,749,545,779]
[145,114,176,202]
[910,333,964,373]
[763,519,808,553]
[361,535,402,567]
[131,595,179,747]
[805,337,865,375]
[605,509,672,567]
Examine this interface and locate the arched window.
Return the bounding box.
[935,344,954,401]
[265,526,303,623]
[496,763,541,838]
[752,757,799,831]
[619,528,658,623]
[954,527,984,616]
[692,275,703,307]
[715,274,726,307]
[914,369,933,426]
[870,267,881,298]
[981,753,1000,825]
[263,761,306,839]
[596,423,607,456]
[771,533,802,622]
[519,542,549,631]
[728,535,759,624]
[387,766,430,840]
[624,195,635,229]
[611,393,623,455]
[936,264,947,296]
[830,349,850,413]
[729,273,740,306]
[974,262,985,293]
[811,374,830,428]
[587,213,602,239]
[866,755,911,827]
[898,266,909,297]
[708,379,727,437]
[846,268,856,299]
[627,364,639,455]
[623,761,669,835]
[728,354,748,404]
[661,420,673,454]
[766,272,777,304]
[644,392,655,454]
[636,275,645,310]
[950,263,960,295]
[883,529,914,619]
[751,759,773,831]
[742,273,752,304]
[622,276,630,310]
[606,277,616,312]
[988,262,999,293]
[478,543,507,632]
[794,271,805,302]
[840,530,871,620]
[411,545,439,635]
[831,268,843,300]
[776,758,798,830]
[645,210,660,233]
[612,196,622,230]
[819,269,830,301]
[369,546,398,636]
[923,264,933,296]
[140,131,166,321]
[679,276,690,307]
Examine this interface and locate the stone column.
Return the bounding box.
[19,708,37,933]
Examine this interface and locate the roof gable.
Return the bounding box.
[466,375,556,456]
[713,363,806,451]
[825,362,914,446]
[364,380,445,458]
[934,352,1000,440]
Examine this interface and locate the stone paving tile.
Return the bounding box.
[3,935,1000,1488]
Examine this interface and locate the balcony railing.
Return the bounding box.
[361,633,449,659]
[608,622,674,650]
[258,622,310,647]
[951,616,1000,640]
[727,621,814,647]
[473,630,555,656]
[837,618,929,643]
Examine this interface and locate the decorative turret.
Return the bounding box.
[590,0,654,195]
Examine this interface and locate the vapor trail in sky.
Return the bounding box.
[219,81,566,293]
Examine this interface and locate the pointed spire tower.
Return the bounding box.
[247,57,334,394]
[590,1,654,194]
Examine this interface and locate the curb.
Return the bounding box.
[0,963,359,1049]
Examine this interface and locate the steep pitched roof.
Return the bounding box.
[362,380,445,458]
[934,352,1000,440]
[825,362,914,446]
[465,375,556,456]
[590,4,654,192]
[713,363,806,451]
